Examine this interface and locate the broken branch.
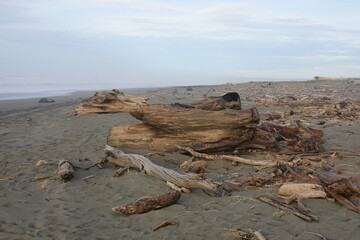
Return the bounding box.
[257,196,319,221]
[177,145,275,166]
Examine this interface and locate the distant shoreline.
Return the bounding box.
[0,90,77,101]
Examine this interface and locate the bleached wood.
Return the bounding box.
[104,145,218,190]
[278,183,326,198]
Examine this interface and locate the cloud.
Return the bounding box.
[1,0,360,85]
[2,0,359,43]
[90,0,189,12]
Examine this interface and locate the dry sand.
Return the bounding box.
[0,80,359,240]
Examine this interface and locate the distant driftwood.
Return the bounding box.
[38,98,55,103]
[74,89,147,115]
[314,76,360,81]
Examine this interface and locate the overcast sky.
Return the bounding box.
[1,0,359,91]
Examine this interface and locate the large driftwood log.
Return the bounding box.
[112,191,181,215]
[108,123,255,152]
[74,89,147,115]
[108,106,260,152]
[130,105,258,132]
[104,145,218,190]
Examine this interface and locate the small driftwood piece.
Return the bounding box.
[0,177,16,181]
[35,160,48,167]
[177,146,275,166]
[166,181,191,193]
[74,89,147,115]
[105,145,218,190]
[284,195,312,213]
[152,221,177,232]
[112,191,181,215]
[229,228,267,240]
[257,196,319,222]
[278,183,326,199]
[57,160,75,182]
[112,167,127,177]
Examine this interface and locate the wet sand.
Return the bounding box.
[0,80,359,239]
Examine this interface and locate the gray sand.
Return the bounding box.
[0,81,359,239]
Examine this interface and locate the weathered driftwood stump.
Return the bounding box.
[112,191,181,215]
[105,145,218,190]
[74,89,147,115]
[57,160,75,182]
[108,104,260,152]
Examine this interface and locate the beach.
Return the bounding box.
[0,80,359,240]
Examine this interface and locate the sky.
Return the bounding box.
[0,0,360,92]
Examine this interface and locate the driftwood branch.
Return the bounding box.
[112,191,181,215]
[325,187,360,213]
[177,146,275,166]
[152,221,177,232]
[257,196,319,222]
[104,145,218,190]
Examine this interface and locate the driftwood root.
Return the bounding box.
[112,191,181,215]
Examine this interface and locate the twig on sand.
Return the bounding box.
[82,175,95,181]
[304,232,327,240]
[0,177,16,180]
[85,159,107,170]
[33,175,50,180]
[152,221,176,232]
[177,146,276,166]
[257,196,319,222]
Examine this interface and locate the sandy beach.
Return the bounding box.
[0,80,359,240]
